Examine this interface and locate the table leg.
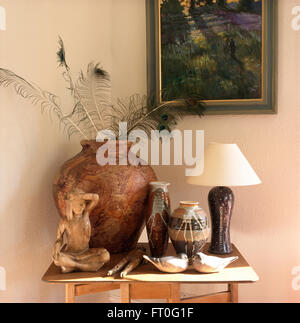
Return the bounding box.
[65,284,75,303]
[228,283,238,303]
[120,283,131,303]
[167,283,181,303]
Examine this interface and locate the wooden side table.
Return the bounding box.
[42,243,258,303]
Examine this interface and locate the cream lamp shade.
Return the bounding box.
[187,143,261,187]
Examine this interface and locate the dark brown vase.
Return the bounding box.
[208,186,234,254]
[53,140,157,254]
[146,182,170,257]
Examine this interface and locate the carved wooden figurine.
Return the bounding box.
[53,189,110,273]
[107,247,146,277]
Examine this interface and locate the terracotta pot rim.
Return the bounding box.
[81,139,135,144]
[80,139,134,143]
[80,140,135,152]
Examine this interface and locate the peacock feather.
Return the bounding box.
[0,68,63,121]
[0,37,205,140]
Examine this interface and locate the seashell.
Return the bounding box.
[143,253,188,273]
[193,252,238,273]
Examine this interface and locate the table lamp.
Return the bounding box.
[187,143,261,255]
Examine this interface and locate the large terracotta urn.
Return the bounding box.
[53,140,157,254]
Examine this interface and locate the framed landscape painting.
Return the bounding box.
[146,0,277,114]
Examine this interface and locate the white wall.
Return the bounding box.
[0,0,299,303]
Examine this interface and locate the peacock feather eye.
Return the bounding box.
[158,124,171,132]
[56,48,65,67]
[56,36,69,70]
[161,114,169,121]
[93,63,107,76]
[94,67,105,76]
[185,97,197,107]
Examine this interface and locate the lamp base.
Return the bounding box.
[208,186,234,255]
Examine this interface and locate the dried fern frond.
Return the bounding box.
[0,68,63,121]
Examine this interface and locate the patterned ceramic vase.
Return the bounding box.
[146,182,171,257]
[168,201,210,261]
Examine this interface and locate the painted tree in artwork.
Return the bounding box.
[161,0,190,45]
[161,0,263,101]
[216,0,226,7]
[238,0,255,12]
[190,0,196,10]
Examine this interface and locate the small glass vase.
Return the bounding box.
[146,182,171,257]
[168,201,210,261]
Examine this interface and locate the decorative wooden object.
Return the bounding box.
[146,182,170,257]
[107,247,146,277]
[53,140,157,254]
[53,190,110,273]
[42,243,259,303]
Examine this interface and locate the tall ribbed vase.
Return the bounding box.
[146,182,170,257]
